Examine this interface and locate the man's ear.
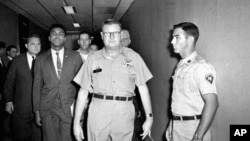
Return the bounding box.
[25,44,28,49]
[188,36,195,44]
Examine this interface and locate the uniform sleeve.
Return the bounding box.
[73,56,92,91]
[135,54,153,86]
[194,63,217,95]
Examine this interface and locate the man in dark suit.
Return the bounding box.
[33,24,83,141]
[4,44,18,68]
[2,44,18,137]
[4,34,42,141]
[0,41,7,141]
[0,41,7,100]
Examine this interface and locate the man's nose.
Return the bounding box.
[110,33,115,38]
[171,38,175,44]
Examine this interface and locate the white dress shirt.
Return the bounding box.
[27,53,36,70]
[51,48,64,77]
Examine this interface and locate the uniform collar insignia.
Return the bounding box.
[181,51,198,65]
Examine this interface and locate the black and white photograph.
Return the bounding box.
[0,0,249,141]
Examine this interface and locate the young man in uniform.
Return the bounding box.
[166,22,219,141]
[73,19,153,141]
[77,31,93,62]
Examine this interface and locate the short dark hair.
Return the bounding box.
[27,34,41,43]
[173,22,199,44]
[6,45,17,52]
[102,19,122,31]
[79,31,91,39]
[49,23,66,35]
[0,41,6,49]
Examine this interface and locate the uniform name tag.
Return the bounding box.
[93,68,102,73]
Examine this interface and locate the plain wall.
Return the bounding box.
[0,4,18,47]
[29,21,49,51]
[0,4,48,52]
[121,0,250,141]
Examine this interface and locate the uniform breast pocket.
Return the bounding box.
[118,68,135,90]
[121,68,136,82]
[92,72,102,87]
[176,72,191,93]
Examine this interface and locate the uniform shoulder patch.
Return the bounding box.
[205,73,214,84]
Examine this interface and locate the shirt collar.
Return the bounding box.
[102,47,125,60]
[7,56,13,60]
[26,52,36,59]
[180,51,197,65]
[51,47,64,54]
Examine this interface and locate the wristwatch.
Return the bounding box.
[146,113,153,117]
[194,134,203,140]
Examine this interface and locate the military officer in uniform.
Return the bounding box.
[73,19,153,141]
[165,22,219,141]
[77,31,93,62]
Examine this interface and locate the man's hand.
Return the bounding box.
[35,111,42,126]
[5,102,14,114]
[140,117,153,140]
[73,122,84,141]
[165,120,173,141]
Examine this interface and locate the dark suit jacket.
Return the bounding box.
[3,56,11,68]
[0,62,7,95]
[4,53,33,116]
[33,48,83,117]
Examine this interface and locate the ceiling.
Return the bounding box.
[0,0,135,34]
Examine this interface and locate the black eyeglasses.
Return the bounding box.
[102,31,121,37]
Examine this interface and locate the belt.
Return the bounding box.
[92,93,133,101]
[173,115,201,120]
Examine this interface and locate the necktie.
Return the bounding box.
[56,52,62,79]
[31,56,35,77]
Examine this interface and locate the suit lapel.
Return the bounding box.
[60,48,69,79]
[23,54,31,74]
[47,50,59,80]
[2,57,10,67]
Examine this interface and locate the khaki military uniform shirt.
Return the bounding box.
[76,49,94,63]
[74,47,153,96]
[171,51,217,116]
